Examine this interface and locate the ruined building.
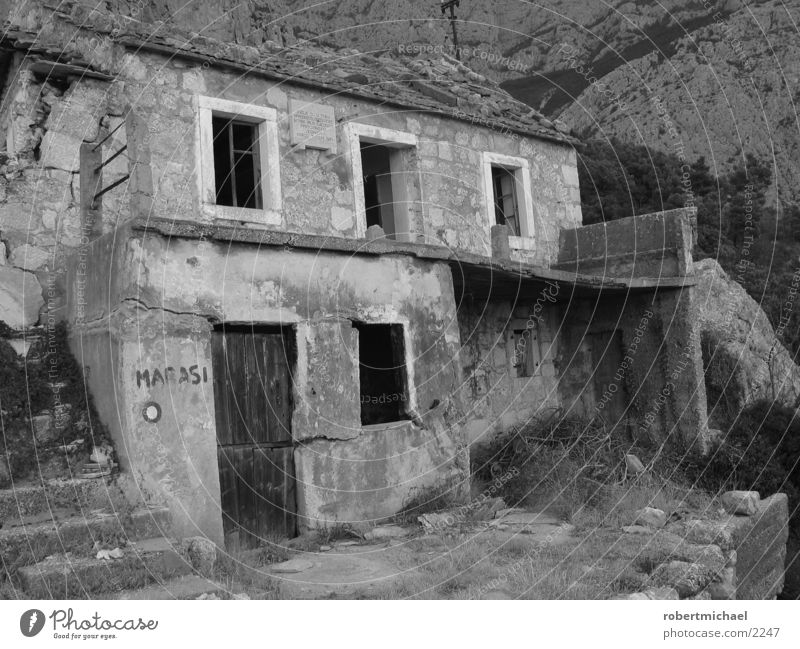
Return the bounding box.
[0,1,708,549]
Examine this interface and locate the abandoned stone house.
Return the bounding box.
[0,3,708,549]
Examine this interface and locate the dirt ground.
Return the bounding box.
[210,509,675,600]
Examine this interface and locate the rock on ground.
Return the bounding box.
[183,537,217,578]
[634,507,667,529]
[721,490,760,516]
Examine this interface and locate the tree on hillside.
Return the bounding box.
[576,139,800,356]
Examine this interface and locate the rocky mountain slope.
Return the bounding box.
[558,0,800,201]
[695,258,800,428]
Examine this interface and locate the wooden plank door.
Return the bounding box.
[212,326,296,548]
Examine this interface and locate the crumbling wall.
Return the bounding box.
[0,54,126,331]
[619,492,788,600]
[457,294,561,446]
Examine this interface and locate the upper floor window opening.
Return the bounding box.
[482,151,535,243]
[345,122,419,242]
[491,165,521,236]
[197,96,281,225]
[212,116,262,210]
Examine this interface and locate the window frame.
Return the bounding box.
[482,151,535,246]
[197,96,281,225]
[345,122,418,240]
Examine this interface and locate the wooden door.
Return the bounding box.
[212,326,296,548]
[590,330,628,426]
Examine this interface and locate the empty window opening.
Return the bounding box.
[491,165,520,236]
[511,327,541,378]
[355,323,408,425]
[360,141,397,238]
[212,116,262,209]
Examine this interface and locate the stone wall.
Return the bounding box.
[0,9,583,332]
[0,51,130,329]
[457,295,561,446]
[556,288,709,452]
[622,492,789,600]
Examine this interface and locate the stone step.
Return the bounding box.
[18,537,191,599]
[0,477,124,521]
[113,574,224,600]
[0,507,171,575]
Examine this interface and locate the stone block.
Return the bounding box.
[721,490,759,516]
[9,243,51,271]
[649,560,715,598]
[491,224,511,260]
[40,131,81,172]
[634,506,667,529]
[32,412,57,444]
[183,536,217,578]
[681,519,734,549]
[706,566,736,599]
[643,586,679,600]
[0,265,43,328]
[0,455,10,488]
[45,83,106,143]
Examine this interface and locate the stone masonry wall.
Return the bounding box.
[457,294,561,447]
[621,492,789,600]
[557,289,709,452]
[0,54,128,329]
[0,16,582,332]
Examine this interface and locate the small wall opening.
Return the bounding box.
[354,323,408,426]
[510,325,542,378]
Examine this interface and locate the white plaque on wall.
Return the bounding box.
[289,99,337,153]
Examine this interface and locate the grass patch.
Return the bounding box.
[213,548,281,600]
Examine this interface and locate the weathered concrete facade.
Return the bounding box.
[1,2,710,545]
[66,224,470,539]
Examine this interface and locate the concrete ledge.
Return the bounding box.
[555,208,697,279]
[129,217,694,295]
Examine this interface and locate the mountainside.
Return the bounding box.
[558,0,800,200]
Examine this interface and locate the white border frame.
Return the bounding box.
[196,95,282,225]
[482,151,535,246]
[344,122,418,239]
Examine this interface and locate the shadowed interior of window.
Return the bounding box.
[212,116,262,209]
[491,165,520,236]
[355,323,408,425]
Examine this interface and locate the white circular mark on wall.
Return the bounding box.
[142,401,162,423]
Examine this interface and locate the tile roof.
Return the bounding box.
[1,1,576,145]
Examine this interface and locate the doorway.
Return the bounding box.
[211,325,297,548]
